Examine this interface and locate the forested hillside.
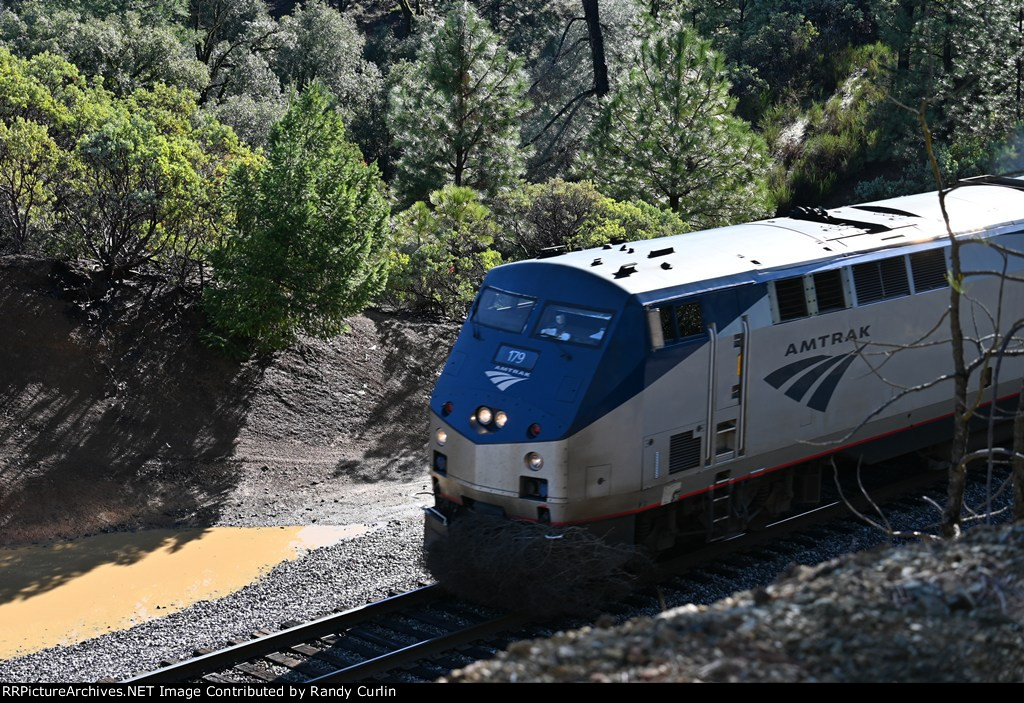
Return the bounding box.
[1,0,1020,352]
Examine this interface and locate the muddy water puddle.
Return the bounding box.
[0,524,369,659]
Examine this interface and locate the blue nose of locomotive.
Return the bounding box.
[430,261,647,445]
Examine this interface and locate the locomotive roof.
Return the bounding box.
[505,178,1024,304]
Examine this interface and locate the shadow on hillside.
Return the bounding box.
[0,528,211,606]
[332,309,456,483]
[0,258,264,603]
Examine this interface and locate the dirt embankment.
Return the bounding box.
[0,256,456,546]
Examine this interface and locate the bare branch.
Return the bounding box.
[831,459,941,542]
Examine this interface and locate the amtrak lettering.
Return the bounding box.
[485,365,530,391]
[783,326,870,357]
[493,364,529,378]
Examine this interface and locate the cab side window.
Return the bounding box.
[656,301,704,346]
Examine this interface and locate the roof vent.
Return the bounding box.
[602,243,613,250]
[648,247,674,258]
[536,245,566,259]
[660,262,672,270]
[613,263,638,279]
[591,258,603,266]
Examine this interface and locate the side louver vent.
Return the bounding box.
[669,431,701,473]
[775,277,809,321]
[910,249,948,291]
[853,257,909,304]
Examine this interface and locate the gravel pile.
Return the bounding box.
[447,523,1024,683]
[0,517,430,682]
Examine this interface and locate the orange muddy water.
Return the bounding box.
[0,524,369,659]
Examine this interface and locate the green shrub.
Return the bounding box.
[491,179,687,261]
[204,83,390,354]
[386,185,501,319]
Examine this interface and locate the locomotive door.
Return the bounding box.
[640,300,711,490]
[705,289,749,465]
[641,290,751,489]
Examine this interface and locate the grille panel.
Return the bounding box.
[669,431,701,473]
[911,249,948,291]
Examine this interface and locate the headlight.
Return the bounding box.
[494,410,508,428]
[434,428,447,446]
[525,452,543,471]
[476,406,493,425]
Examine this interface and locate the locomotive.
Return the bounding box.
[424,177,1024,549]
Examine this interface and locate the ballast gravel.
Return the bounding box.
[1,476,1018,683]
[1,476,1020,683]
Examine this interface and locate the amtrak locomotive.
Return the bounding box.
[425,177,1024,549]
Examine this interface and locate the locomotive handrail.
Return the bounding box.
[705,323,717,466]
[739,315,751,455]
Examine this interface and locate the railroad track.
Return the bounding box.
[126,457,1011,683]
[126,585,531,684]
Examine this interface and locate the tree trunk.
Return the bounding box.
[913,109,970,538]
[942,191,970,538]
[897,0,916,73]
[942,11,954,74]
[397,0,414,37]
[582,0,609,97]
[1017,7,1023,121]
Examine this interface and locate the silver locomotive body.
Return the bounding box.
[426,180,1024,548]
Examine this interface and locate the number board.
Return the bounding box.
[493,344,539,371]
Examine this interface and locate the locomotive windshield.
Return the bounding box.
[473,287,535,333]
[533,304,613,347]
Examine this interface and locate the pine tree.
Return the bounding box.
[877,0,1023,172]
[390,1,530,207]
[204,83,390,354]
[584,22,774,229]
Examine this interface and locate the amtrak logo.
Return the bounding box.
[485,370,529,391]
[764,353,857,412]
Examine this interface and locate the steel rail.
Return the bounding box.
[126,584,443,683]
[307,612,528,683]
